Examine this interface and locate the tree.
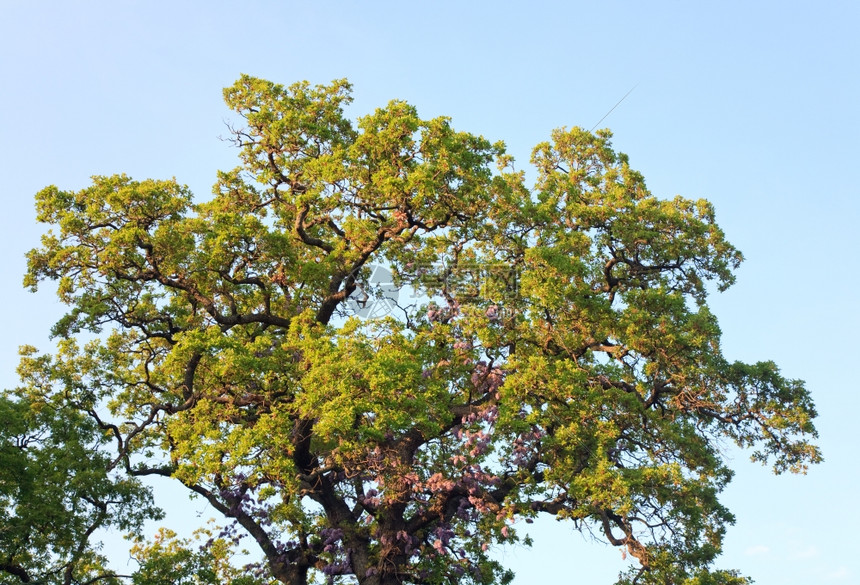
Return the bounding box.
[0,386,159,584]
[6,75,820,585]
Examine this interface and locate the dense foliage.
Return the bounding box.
[2,76,820,585]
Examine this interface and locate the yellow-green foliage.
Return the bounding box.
[3,77,820,585]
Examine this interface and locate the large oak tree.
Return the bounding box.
[3,76,820,585]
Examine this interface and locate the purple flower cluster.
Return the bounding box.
[510,428,546,466]
[470,362,505,396]
[425,299,460,323]
[431,524,455,553]
[376,529,421,559]
[357,487,380,508]
[321,559,351,576]
[321,527,344,553]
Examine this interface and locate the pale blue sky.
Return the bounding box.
[1,1,857,583]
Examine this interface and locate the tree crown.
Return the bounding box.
[5,76,820,585]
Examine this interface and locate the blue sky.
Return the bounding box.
[1,1,857,583]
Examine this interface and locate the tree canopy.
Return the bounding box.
[2,75,820,585]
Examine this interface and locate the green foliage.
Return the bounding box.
[128,526,272,585]
[3,76,820,585]
[0,381,160,584]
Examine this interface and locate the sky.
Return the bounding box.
[1,1,858,583]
